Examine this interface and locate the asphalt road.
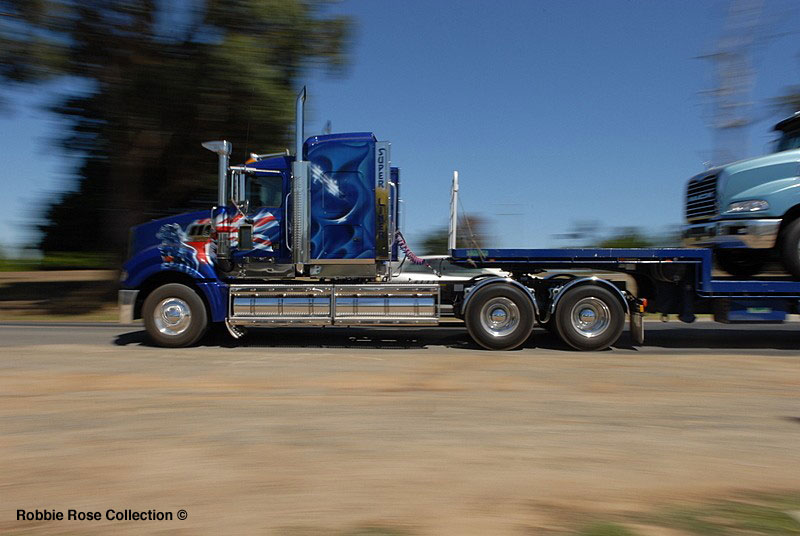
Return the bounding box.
[1,320,800,354]
[1,322,799,535]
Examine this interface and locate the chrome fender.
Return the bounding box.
[544,277,629,324]
[461,277,539,318]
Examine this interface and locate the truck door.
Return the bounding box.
[231,170,289,262]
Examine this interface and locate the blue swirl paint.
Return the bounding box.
[307,135,376,260]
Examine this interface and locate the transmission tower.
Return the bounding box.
[699,0,764,166]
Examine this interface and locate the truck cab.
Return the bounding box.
[119,88,439,348]
[683,112,800,278]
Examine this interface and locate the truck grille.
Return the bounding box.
[685,173,718,222]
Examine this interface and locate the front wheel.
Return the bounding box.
[464,284,535,350]
[142,283,208,347]
[555,285,624,351]
[715,249,765,278]
[780,218,800,279]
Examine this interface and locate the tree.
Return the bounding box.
[555,221,681,248]
[0,0,352,262]
[774,86,800,115]
[597,227,654,248]
[419,214,491,255]
[551,220,603,247]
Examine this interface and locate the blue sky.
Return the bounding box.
[1,0,799,254]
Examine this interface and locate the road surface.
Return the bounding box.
[1,322,799,535]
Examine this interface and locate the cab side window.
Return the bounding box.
[247,175,283,208]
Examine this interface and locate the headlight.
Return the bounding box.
[727,200,769,213]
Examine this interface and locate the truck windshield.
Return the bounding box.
[247,174,283,208]
[776,130,800,152]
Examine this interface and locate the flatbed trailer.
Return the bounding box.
[119,88,800,352]
[446,247,800,351]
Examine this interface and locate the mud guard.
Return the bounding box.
[630,311,644,345]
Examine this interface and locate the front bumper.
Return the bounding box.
[118,289,139,324]
[683,218,780,249]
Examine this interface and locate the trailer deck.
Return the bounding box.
[451,247,800,298]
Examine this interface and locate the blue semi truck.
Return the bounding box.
[119,88,800,351]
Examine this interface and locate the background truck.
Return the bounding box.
[119,89,800,351]
[683,112,800,278]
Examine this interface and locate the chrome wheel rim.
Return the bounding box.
[479,297,520,337]
[154,297,192,336]
[569,297,610,338]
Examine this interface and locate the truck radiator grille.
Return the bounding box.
[685,174,718,222]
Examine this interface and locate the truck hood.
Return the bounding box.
[718,149,800,210]
[129,210,211,258]
[721,149,800,177]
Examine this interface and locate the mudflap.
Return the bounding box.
[630,311,645,346]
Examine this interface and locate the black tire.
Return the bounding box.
[464,284,535,350]
[554,285,625,351]
[780,218,800,279]
[715,249,765,278]
[142,283,208,347]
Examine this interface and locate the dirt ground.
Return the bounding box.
[1,326,799,535]
[0,271,118,320]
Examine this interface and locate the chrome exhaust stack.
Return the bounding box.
[202,140,232,206]
[291,87,310,272]
[295,86,306,160]
[202,140,232,260]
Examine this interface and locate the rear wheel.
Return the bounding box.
[555,285,624,351]
[715,249,765,278]
[780,218,800,279]
[143,283,208,347]
[465,284,535,350]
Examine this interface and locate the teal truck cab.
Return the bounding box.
[683,112,800,278]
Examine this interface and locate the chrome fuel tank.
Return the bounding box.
[229,284,439,327]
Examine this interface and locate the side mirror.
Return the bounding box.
[230,170,247,207]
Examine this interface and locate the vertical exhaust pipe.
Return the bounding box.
[202,140,233,260]
[201,140,232,206]
[295,86,306,161]
[292,87,310,270]
[448,171,459,251]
